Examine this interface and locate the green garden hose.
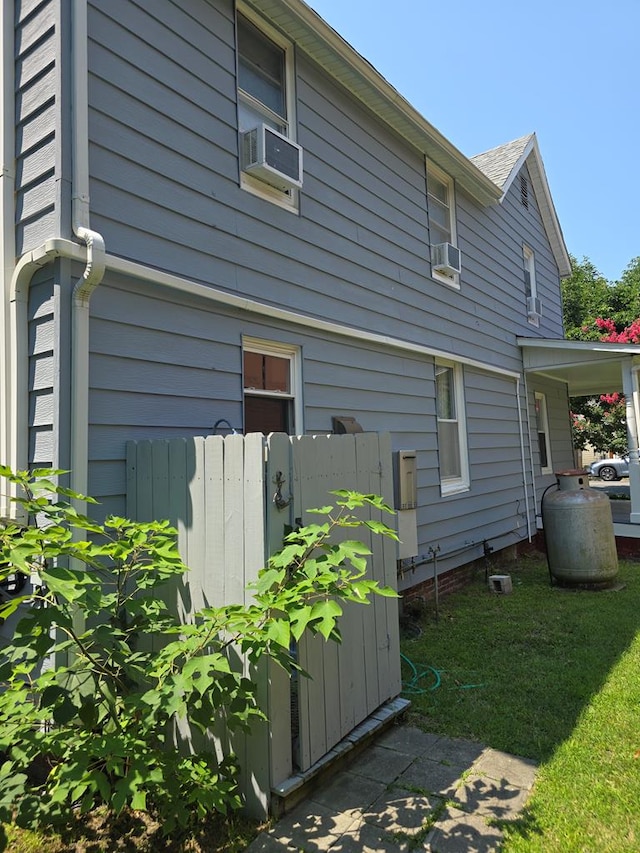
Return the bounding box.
[400,652,442,694]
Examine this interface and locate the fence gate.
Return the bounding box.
[126,432,401,817]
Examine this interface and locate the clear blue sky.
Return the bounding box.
[308,0,639,282]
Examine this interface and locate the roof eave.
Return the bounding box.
[244,0,502,207]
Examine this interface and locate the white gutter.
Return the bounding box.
[1,0,15,516]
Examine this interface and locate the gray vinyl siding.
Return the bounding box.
[86,0,561,381]
[27,269,55,467]
[77,0,571,566]
[85,276,538,580]
[456,162,563,350]
[528,378,574,516]
[15,0,60,253]
[14,0,570,577]
[26,259,73,473]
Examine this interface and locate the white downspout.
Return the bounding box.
[71,0,105,509]
[1,0,15,515]
[516,377,532,541]
[523,373,538,527]
[5,1,104,520]
[622,360,640,524]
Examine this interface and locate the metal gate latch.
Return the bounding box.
[273,471,292,510]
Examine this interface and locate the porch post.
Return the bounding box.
[621,359,640,524]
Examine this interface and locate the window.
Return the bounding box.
[534,393,552,474]
[523,244,540,326]
[236,9,298,207]
[435,360,469,494]
[427,162,459,285]
[243,339,301,434]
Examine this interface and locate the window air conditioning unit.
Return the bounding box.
[527,296,542,318]
[242,124,303,191]
[431,242,462,275]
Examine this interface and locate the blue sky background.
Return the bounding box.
[308,0,639,283]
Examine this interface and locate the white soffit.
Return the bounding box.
[518,338,640,396]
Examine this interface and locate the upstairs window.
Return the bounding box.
[523,244,540,325]
[236,9,299,208]
[435,360,469,494]
[427,163,459,286]
[237,15,287,135]
[243,339,301,434]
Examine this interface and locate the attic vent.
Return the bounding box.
[520,174,529,209]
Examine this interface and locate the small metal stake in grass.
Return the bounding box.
[428,545,441,621]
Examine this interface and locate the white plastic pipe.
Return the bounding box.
[516,376,532,541]
[70,0,105,508]
[0,0,15,515]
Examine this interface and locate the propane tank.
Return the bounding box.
[541,470,618,586]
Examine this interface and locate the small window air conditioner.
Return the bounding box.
[527,296,542,318]
[431,242,462,275]
[242,124,303,191]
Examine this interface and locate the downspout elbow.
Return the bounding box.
[73,226,105,304]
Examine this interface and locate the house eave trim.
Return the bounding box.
[106,253,521,380]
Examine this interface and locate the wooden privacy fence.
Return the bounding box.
[126,432,401,817]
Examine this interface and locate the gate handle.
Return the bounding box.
[273,471,292,510]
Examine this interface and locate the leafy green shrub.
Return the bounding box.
[0,466,397,844]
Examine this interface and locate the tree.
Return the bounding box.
[561,255,610,340]
[0,467,397,844]
[561,256,640,455]
[607,256,640,331]
[571,393,627,456]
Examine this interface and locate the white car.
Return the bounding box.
[589,457,629,481]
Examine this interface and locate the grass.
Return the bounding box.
[5,551,639,851]
[400,552,640,852]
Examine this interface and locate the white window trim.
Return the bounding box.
[523,244,539,327]
[427,161,459,289]
[242,336,303,433]
[534,392,553,475]
[236,4,299,212]
[436,359,470,495]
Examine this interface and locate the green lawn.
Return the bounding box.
[401,552,640,852]
[6,552,640,851]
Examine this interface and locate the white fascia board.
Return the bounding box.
[517,337,640,356]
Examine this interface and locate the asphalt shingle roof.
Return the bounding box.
[470,133,534,190]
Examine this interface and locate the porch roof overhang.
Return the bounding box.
[517,338,640,397]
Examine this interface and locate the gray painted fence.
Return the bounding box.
[126,432,401,816]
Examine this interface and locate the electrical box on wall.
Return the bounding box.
[395,450,417,510]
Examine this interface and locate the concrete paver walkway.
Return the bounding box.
[246,725,537,852]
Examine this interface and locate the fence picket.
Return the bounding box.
[265,433,294,787]
[124,432,400,816]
